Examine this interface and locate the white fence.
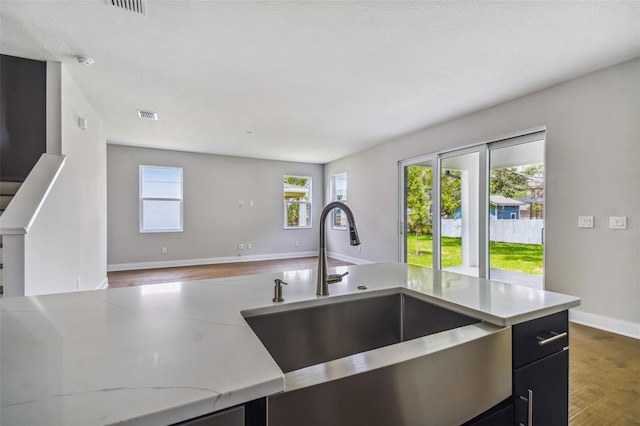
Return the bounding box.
[441,219,544,244]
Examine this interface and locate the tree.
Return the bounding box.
[440,170,462,218]
[490,168,529,199]
[405,166,462,254]
[406,166,432,254]
[284,176,309,227]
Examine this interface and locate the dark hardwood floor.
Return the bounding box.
[107,258,640,424]
[107,256,352,288]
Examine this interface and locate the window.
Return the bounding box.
[284,175,311,228]
[140,165,183,233]
[332,173,347,230]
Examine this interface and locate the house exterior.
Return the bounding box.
[490,195,525,219]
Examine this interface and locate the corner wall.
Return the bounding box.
[24,64,107,294]
[107,145,323,269]
[325,58,640,336]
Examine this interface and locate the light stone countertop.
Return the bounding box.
[0,262,580,425]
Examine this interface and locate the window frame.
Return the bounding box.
[139,165,184,233]
[331,172,348,230]
[283,175,312,229]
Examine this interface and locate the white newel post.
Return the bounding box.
[3,234,26,297]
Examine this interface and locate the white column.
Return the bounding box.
[461,164,479,268]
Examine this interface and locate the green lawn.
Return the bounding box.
[407,234,543,275]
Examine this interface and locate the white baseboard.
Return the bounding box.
[327,252,373,265]
[570,309,640,339]
[95,277,109,290]
[107,251,318,272]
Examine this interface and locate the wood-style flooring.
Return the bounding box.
[569,323,640,425]
[108,259,640,424]
[107,256,352,288]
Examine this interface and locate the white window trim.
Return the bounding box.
[283,175,312,229]
[139,165,184,233]
[331,172,347,230]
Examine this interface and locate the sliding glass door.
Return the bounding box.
[488,136,545,289]
[401,156,436,268]
[400,147,486,277]
[400,130,544,287]
[440,150,485,277]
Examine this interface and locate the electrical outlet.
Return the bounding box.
[238,243,245,250]
[357,246,362,253]
[249,201,254,207]
[295,241,299,247]
[161,247,168,254]
[238,200,243,207]
[76,277,81,290]
[578,216,593,228]
[609,216,627,230]
[247,243,252,250]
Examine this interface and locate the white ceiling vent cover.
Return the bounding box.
[107,0,147,16]
[137,110,157,120]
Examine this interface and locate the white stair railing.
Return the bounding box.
[0,154,66,297]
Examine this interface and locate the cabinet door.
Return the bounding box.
[514,349,568,426]
[512,310,568,369]
[176,406,244,426]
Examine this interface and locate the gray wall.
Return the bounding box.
[325,58,640,332]
[107,145,323,268]
[25,64,108,294]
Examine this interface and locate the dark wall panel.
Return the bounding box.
[0,54,47,182]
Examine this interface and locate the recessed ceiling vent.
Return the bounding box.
[137,110,157,120]
[107,0,147,16]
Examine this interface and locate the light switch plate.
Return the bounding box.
[578,216,594,228]
[609,216,627,230]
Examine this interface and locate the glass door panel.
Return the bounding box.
[441,152,480,277]
[403,161,434,267]
[489,139,544,289]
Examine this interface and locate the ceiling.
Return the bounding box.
[1,1,639,164]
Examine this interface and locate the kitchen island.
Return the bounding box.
[0,262,580,425]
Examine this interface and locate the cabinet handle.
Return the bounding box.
[528,389,533,425]
[518,389,534,425]
[536,331,567,346]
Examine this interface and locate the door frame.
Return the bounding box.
[398,154,438,267]
[487,130,546,285]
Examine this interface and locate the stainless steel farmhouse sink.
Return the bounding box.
[242,291,513,426]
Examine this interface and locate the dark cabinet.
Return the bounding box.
[514,349,568,426]
[463,401,514,426]
[174,406,244,426]
[512,310,569,426]
[172,398,266,426]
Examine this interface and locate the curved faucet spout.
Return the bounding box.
[317,201,361,296]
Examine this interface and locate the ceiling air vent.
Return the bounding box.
[107,0,147,16]
[137,110,158,120]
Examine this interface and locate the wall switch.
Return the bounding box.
[249,201,254,207]
[238,201,243,207]
[161,247,168,254]
[295,241,299,247]
[578,216,594,228]
[238,243,245,250]
[609,216,627,230]
[247,243,252,250]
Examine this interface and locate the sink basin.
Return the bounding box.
[242,291,512,426]
[242,292,480,373]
